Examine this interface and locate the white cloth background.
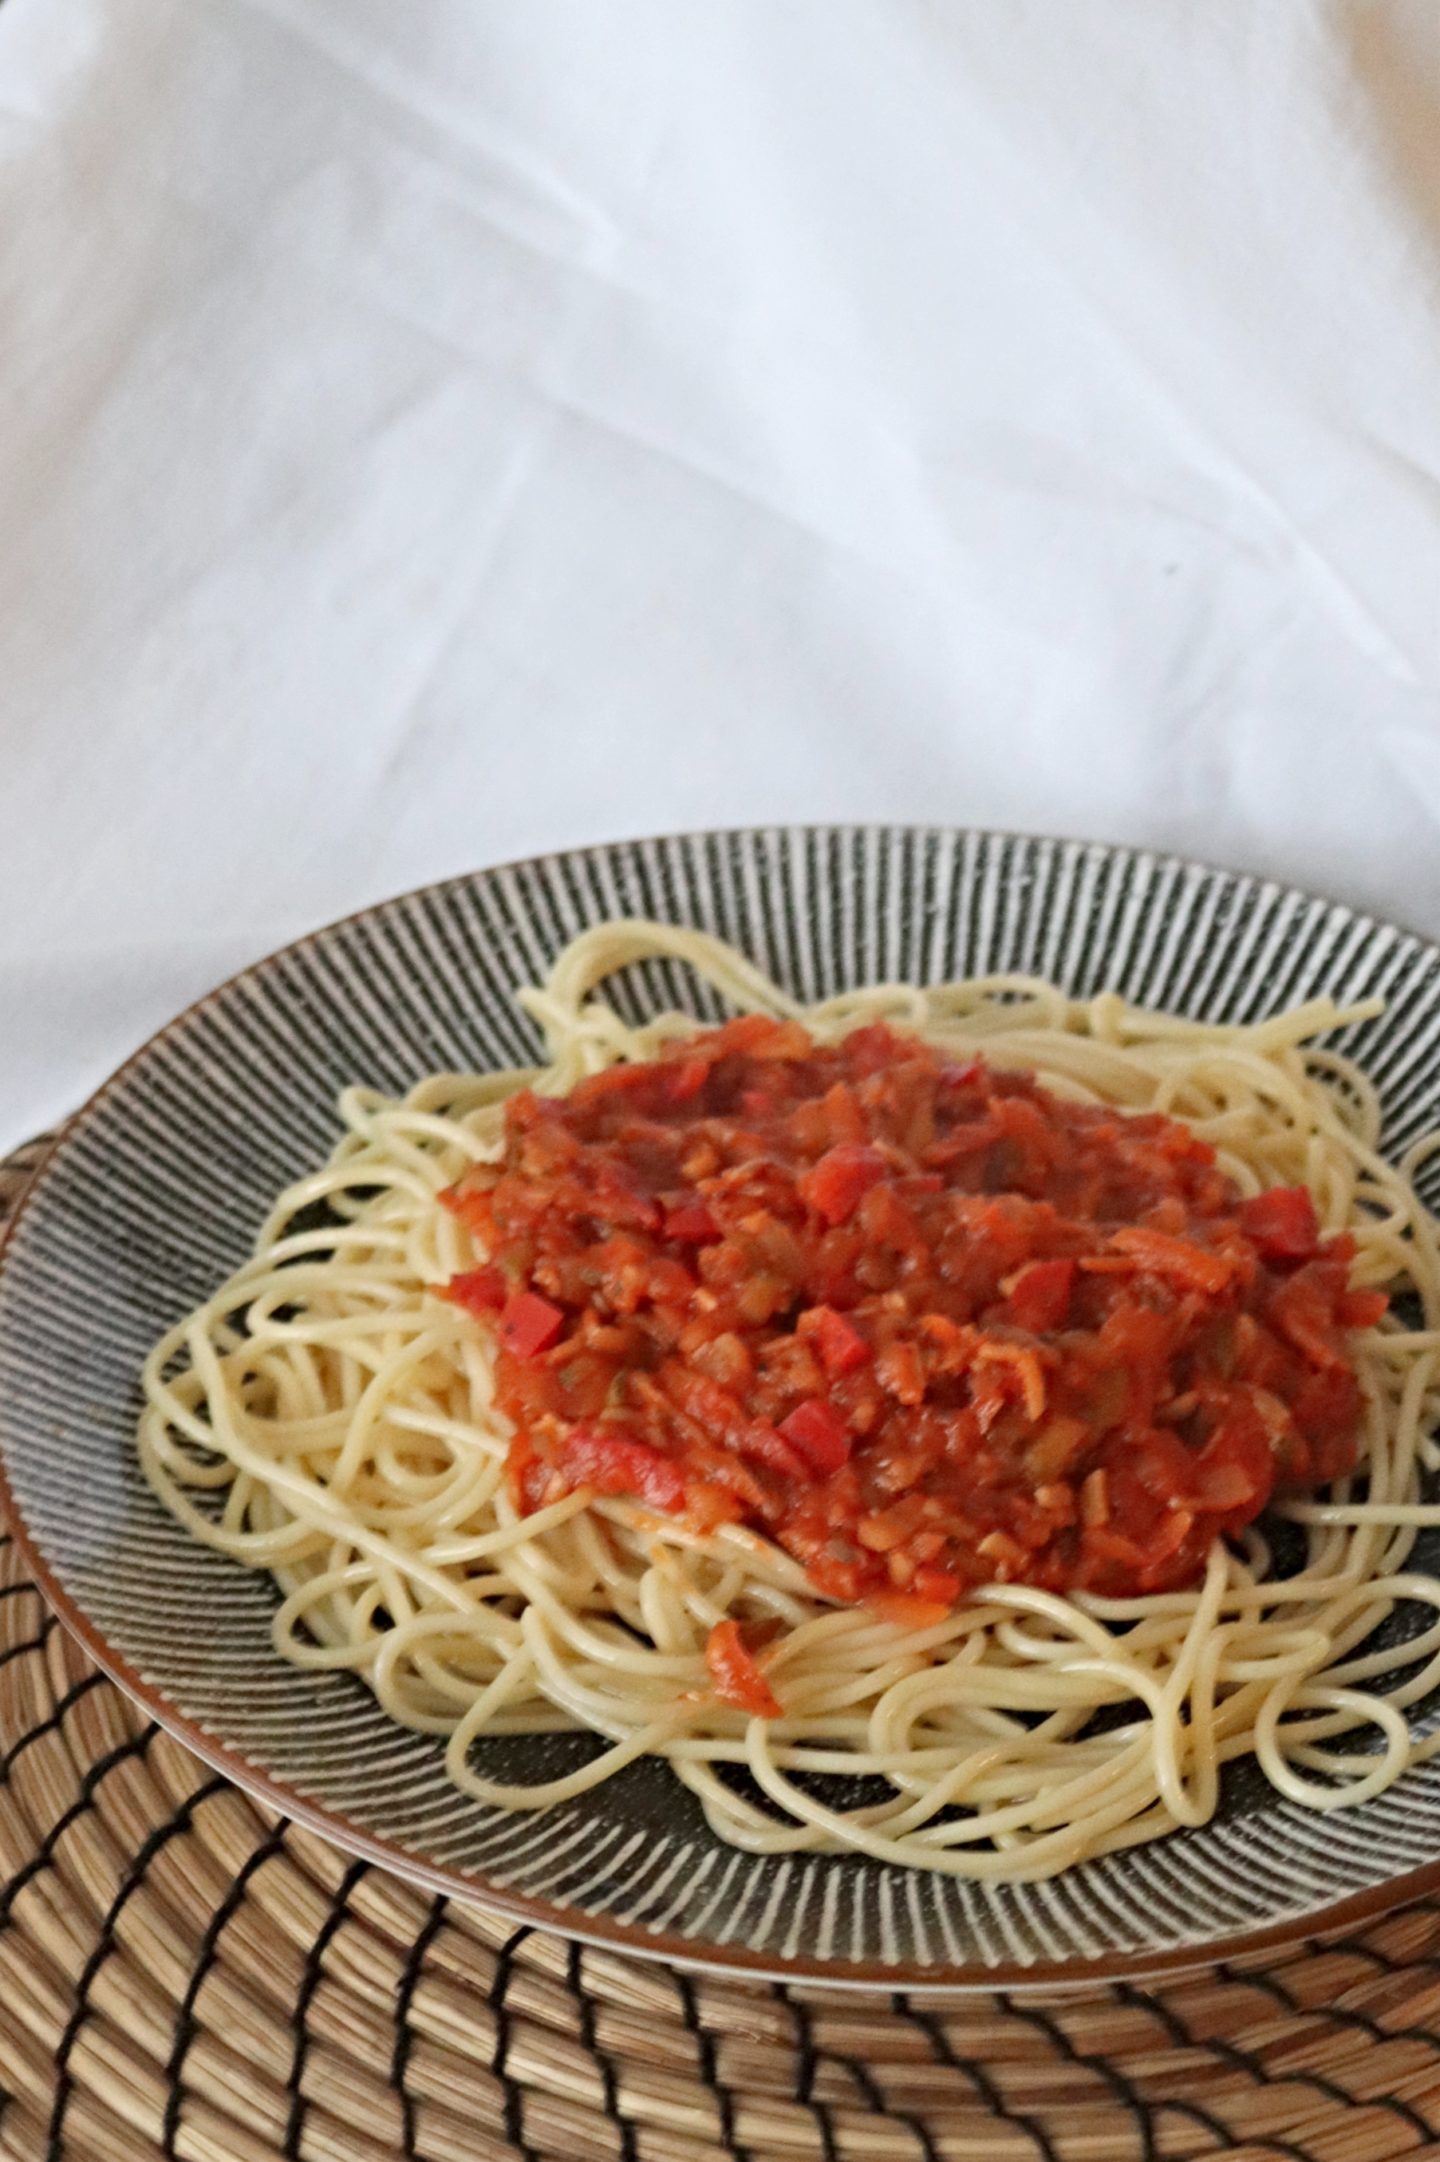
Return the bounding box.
[2,0,1438,1153]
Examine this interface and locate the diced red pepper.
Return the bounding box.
[712,1013,780,1053]
[582,1060,661,1099]
[1239,1186,1319,1261]
[912,1565,963,1605]
[663,1199,720,1243]
[445,1266,507,1315]
[798,1144,888,1225]
[1136,1505,1196,1575]
[705,1619,782,1717]
[1269,1273,1348,1369]
[777,1397,851,1474]
[498,1290,566,1359]
[1340,1287,1388,1328]
[553,1426,686,1513]
[1004,1258,1075,1333]
[1128,1427,1200,1505]
[800,1305,871,1374]
[1081,1525,1151,1574]
[1290,1362,1360,1443]
[665,1056,711,1103]
[733,1422,811,1481]
[1193,1403,1273,1523]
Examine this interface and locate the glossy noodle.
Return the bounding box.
[138,922,1440,1880]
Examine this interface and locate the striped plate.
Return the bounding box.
[3,827,1440,1990]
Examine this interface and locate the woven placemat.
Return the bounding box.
[7,1139,1440,2161]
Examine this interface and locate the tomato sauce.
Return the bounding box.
[442,1016,1385,1606]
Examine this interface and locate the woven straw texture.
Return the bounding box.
[8,1141,1440,2160]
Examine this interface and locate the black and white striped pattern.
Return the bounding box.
[3,827,1440,1985]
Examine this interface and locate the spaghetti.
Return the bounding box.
[138,920,1440,1880]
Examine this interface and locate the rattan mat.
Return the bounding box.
[8,1137,1440,2162]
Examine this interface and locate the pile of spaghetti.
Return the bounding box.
[139,920,1440,1880]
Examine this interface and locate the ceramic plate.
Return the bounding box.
[5,828,1440,1988]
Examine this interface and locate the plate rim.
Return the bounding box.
[3,819,1437,1992]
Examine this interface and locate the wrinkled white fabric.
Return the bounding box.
[1,0,1438,1148]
